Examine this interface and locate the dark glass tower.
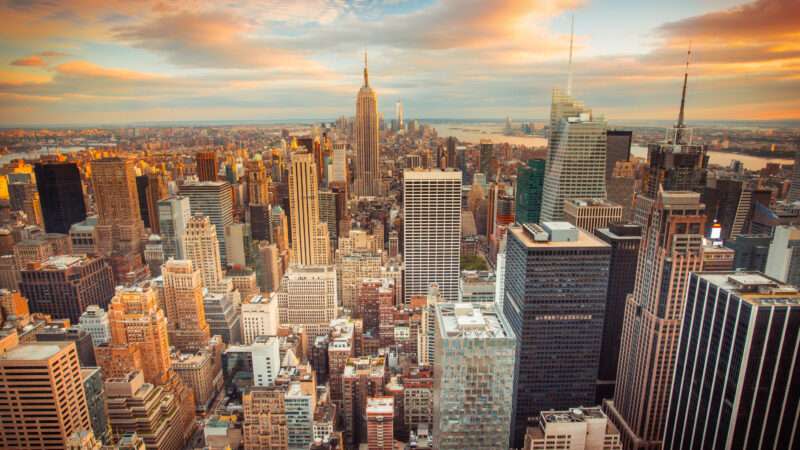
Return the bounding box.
[664,272,800,450]
[34,162,87,234]
[595,223,641,403]
[606,130,632,179]
[504,222,611,447]
[515,159,545,225]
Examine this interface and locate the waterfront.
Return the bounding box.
[431,122,793,171]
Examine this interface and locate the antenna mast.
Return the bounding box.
[566,15,574,96]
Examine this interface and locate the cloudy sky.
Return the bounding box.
[0,0,798,125]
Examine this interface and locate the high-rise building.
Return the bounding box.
[81,367,111,445]
[289,152,329,265]
[91,158,148,281]
[403,169,461,303]
[606,160,637,221]
[524,407,622,450]
[367,397,394,450]
[319,189,338,242]
[183,215,225,292]
[35,326,97,367]
[540,89,607,222]
[605,130,632,179]
[594,223,641,403]
[605,59,711,447]
[789,151,800,202]
[20,254,115,323]
[433,303,516,450]
[179,181,234,266]
[515,159,545,225]
[395,101,404,131]
[726,234,771,272]
[8,172,43,226]
[564,198,623,234]
[103,285,172,386]
[196,151,218,182]
[135,173,166,233]
[664,272,800,450]
[162,259,211,352]
[34,162,87,234]
[342,356,387,446]
[203,292,242,344]
[242,386,289,450]
[337,250,382,310]
[504,222,611,447]
[330,142,348,185]
[479,139,495,180]
[157,195,192,260]
[246,159,271,206]
[765,225,800,286]
[354,54,382,198]
[78,304,110,346]
[242,294,279,345]
[0,337,91,450]
[605,192,706,449]
[104,371,195,449]
[278,265,337,339]
[256,241,283,294]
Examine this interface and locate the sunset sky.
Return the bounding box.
[0,0,798,125]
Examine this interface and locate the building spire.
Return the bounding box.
[363,50,369,87]
[675,43,691,143]
[566,14,574,96]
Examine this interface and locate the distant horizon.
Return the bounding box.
[4,117,800,131]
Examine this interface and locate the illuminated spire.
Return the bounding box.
[363,50,369,87]
[675,43,691,143]
[566,14,574,96]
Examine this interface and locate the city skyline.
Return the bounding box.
[1,0,798,126]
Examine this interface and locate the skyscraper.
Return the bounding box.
[479,139,495,179]
[432,302,516,450]
[8,172,43,226]
[104,284,171,386]
[91,157,149,282]
[289,152,329,265]
[765,225,800,286]
[157,195,191,259]
[20,254,115,323]
[563,198,623,234]
[403,169,461,303]
[540,89,608,222]
[664,272,800,450]
[135,172,166,233]
[246,159,271,206]
[594,223,641,403]
[605,54,710,450]
[367,397,394,450]
[34,162,87,234]
[605,192,706,449]
[183,215,225,292]
[179,181,234,266]
[789,151,800,202]
[0,338,91,450]
[395,101,404,131]
[162,259,211,352]
[515,159,545,224]
[504,222,611,447]
[277,265,338,339]
[196,151,218,182]
[354,53,382,197]
[605,130,632,179]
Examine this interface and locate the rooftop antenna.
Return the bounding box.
[363,50,369,87]
[566,14,574,96]
[675,43,691,143]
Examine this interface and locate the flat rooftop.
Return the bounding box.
[366,397,394,414]
[1,342,68,361]
[510,224,609,249]
[698,272,800,306]
[438,303,510,340]
[403,169,462,180]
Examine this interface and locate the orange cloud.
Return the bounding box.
[55,60,162,81]
[11,55,46,67]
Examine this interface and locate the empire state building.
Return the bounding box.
[353,53,382,197]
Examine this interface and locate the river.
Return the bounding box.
[431,123,792,171]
